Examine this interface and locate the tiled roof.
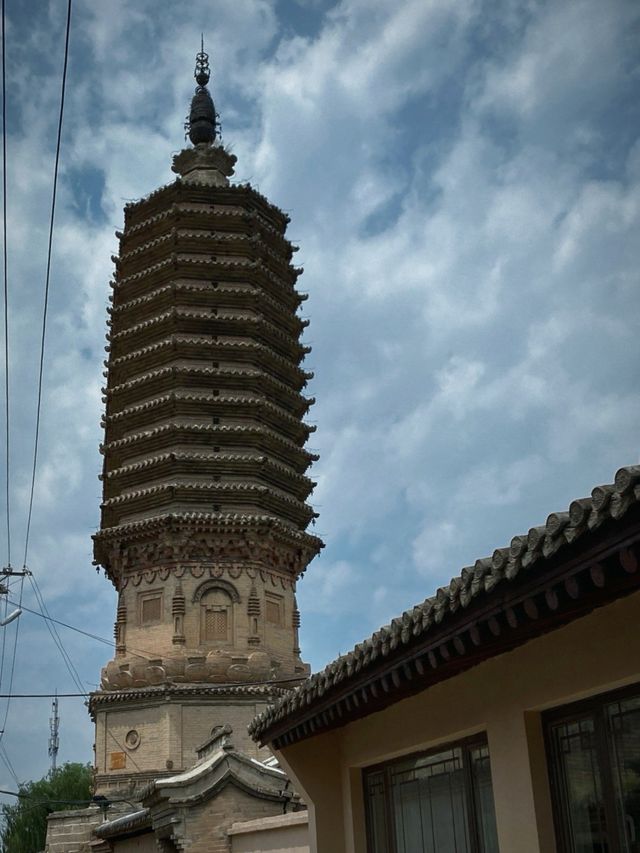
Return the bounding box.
[250,465,640,742]
[90,682,290,709]
[104,451,312,486]
[120,203,291,242]
[101,421,318,462]
[93,510,324,552]
[108,335,311,378]
[104,392,313,433]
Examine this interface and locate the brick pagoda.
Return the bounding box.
[89,47,322,797]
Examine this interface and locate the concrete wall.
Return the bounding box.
[277,590,640,853]
[229,811,309,853]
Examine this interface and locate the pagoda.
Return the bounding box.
[89,47,322,796]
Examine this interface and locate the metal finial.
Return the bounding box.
[194,37,210,88]
[187,40,217,146]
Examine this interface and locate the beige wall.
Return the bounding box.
[277,590,640,853]
[229,811,309,853]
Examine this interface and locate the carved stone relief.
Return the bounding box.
[118,562,294,591]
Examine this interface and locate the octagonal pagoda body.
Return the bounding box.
[90,136,322,794]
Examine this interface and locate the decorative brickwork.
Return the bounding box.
[89,52,323,798]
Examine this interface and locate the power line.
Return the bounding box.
[0,580,9,691]
[27,574,83,696]
[8,598,113,647]
[5,595,312,685]
[0,742,19,787]
[0,574,23,745]
[10,588,310,677]
[0,745,18,788]
[0,692,87,698]
[1,0,10,567]
[20,575,144,774]
[22,0,73,568]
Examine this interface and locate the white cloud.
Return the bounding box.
[0,0,638,779]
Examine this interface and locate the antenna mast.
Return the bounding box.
[48,692,59,772]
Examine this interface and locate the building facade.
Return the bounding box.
[89,46,322,801]
[252,466,640,853]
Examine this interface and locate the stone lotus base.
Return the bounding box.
[100,648,278,689]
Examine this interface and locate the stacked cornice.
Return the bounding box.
[97,169,321,582]
[91,69,321,794]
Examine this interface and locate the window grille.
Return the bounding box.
[200,587,233,645]
[266,595,282,626]
[204,607,228,641]
[363,736,498,853]
[140,594,162,625]
[545,683,640,852]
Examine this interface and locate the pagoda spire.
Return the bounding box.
[187,38,217,145]
[174,43,235,186]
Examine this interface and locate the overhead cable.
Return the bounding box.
[22,0,73,567]
[0,573,24,745]
[1,0,10,566]
[0,741,19,786]
[8,595,314,685]
[23,574,144,773]
[27,573,84,695]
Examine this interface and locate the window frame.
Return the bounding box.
[362,732,496,853]
[543,681,640,853]
[199,588,234,646]
[138,590,163,626]
[265,592,284,627]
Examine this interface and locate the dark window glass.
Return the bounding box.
[607,696,640,851]
[470,745,500,852]
[364,771,388,853]
[363,736,498,853]
[549,717,607,852]
[546,684,640,853]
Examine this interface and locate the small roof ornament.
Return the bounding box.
[187,37,217,146]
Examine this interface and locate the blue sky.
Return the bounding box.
[0,0,638,791]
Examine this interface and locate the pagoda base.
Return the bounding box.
[90,683,288,797]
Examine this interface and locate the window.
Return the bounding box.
[363,736,498,853]
[545,684,640,852]
[266,593,283,626]
[200,587,233,644]
[139,592,162,625]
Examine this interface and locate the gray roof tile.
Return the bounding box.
[250,465,640,742]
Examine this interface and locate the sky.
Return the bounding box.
[0,0,638,793]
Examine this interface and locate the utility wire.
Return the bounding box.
[0,580,9,690]
[22,575,144,773]
[0,741,19,786]
[1,0,10,566]
[8,596,310,681]
[0,574,23,745]
[0,692,88,698]
[27,573,83,696]
[22,0,72,568]
[9,598,113,648]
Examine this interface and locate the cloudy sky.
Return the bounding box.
[0,0,638,792]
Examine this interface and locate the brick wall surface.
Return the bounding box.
[45,806,103,853]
